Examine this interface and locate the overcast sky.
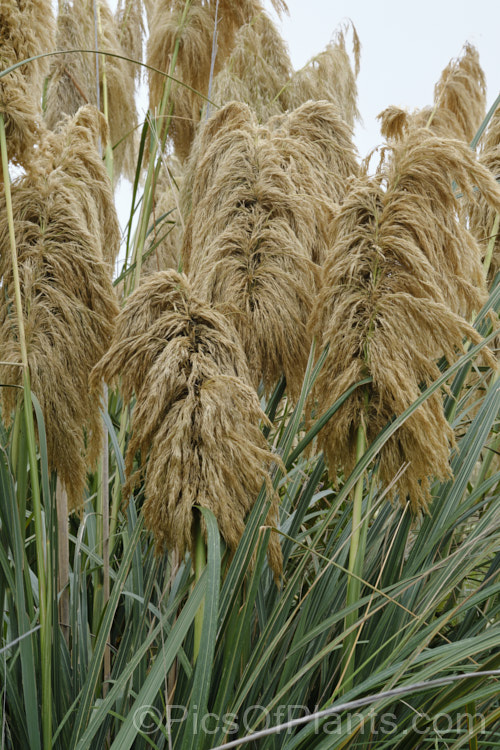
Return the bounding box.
[268,0,500,159]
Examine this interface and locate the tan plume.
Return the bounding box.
[267,100,359,264]
[284,21,361,128]
[0,0,55,165]
[311,132,500,512]
[211,10,293,122]
[115,0,145,73]
[45,0,138,181]
[378,44,486,144]
[93,270,282,579]
[183,102,324,400]
[0,113,119,511]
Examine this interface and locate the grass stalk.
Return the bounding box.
[341,417,367,693]
[0,114,52,749]
[56,478,70,646]
[101,385,111,695]
[483,212,499,278]
[193,511,206,663]
[94,3,113,698]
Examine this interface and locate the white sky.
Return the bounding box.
[268,0,500,159]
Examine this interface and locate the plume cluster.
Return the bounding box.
[0,0,55,165]
[147,0,288,159]
[211,11,293,123]
[182,100,358,398]
[93,270,282,578]
[378,44,486,143]
[0,106,119,510]
[45,0,137,181]
[311,130,500,511]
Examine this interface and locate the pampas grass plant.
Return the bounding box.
[2,4,500,749]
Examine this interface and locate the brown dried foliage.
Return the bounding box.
[45,0,137,180]
[311,132,500,512]
[0,109,119,510]
[93,270,282,578]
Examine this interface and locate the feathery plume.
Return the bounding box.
[211,10,293,122]
[377,130,500,319]
[93,270,282,578]
[45,0,137,181]
[0,0,55,165]
[311,132,500,512]
[378,44,486,144]
[377,105,410,142]
[115,0,145,73]
[0,0,55,92]
[284,22,361,127]
[429,42,486,142]
[48,105,121,268]
[183,102,321,399]
[0,112,119,510]
[267,100,359,264]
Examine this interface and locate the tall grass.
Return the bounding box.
[1,1,500,748]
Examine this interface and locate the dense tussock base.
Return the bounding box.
[93,270,282,579]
